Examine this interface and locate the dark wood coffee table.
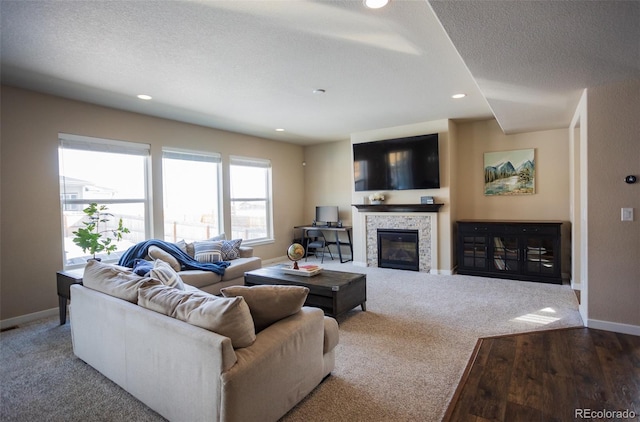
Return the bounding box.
[244,265,366,318]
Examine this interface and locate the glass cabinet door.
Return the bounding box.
[492,236,519,273]
[462,236,487,269]
[524,236,556,275]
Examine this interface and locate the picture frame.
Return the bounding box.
[484,149,535,196]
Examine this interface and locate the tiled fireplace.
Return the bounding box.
[365,214,435,272]
[352,204,442,273]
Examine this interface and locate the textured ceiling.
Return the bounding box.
[1,0,638,144]
[429,0,640,134]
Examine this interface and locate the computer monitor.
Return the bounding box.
[315,206,339,227]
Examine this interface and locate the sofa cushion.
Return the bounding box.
[148,245,182,272]
[149,259,185,290]
[221,285,309,332]
[82,259,151,303]
[220,239,242,260]
[138,282,256,348]
[178,270,222,289]
[220,257,261,282]
[137,280,208,316]
[193,240,223,263]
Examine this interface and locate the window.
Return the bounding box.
[229,156,273,243]
[162,149,222,242]
[58,134,151,268]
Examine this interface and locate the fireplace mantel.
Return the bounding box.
[352,203,443,213]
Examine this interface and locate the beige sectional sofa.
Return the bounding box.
[71,260,339,422]
[144,242,262,295]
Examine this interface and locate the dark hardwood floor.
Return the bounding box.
[443,327,640,421]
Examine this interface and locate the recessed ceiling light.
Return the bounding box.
[451,93,467,99]
[364,0,389,9]
[313,89,326,94]
[275,128,285,132]
[137,94,152,100]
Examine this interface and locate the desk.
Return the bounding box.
[294,225,353,263]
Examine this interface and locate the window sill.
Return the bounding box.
[241,238,275,247]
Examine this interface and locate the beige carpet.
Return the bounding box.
[1,262,582,422]
[279,260,583,422]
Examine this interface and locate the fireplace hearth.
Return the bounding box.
[377,229,419,271]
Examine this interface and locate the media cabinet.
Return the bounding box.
[456,220,563,284]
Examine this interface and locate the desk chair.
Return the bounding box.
[304,229,334,263]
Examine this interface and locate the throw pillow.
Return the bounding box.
[220,239,242,260]
[175,239,188,255]
[82,259,151,303]
[138,283,256,348]
[220,285,309,332]
[149,259,185,290]
[133,258,153,276]
[193,240,223,263]
[148,245,182,272]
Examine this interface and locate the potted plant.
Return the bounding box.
[72,203,130,261]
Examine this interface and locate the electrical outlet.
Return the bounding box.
[621,208,634,221]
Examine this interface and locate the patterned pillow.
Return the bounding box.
[220,239,242,260]
[193,240,223,263]
[149,259,185,290]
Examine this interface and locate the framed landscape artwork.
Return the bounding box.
[484,149,535,196]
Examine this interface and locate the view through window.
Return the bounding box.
[162,149,222,242]
[58,134,150,268]
[229,156,273,243]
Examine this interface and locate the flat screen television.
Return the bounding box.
[353,133,440,191]
[315,206,339,227]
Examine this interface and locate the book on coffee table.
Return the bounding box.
[281,264,322,277]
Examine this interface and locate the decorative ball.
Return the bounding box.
[287,243,305,262]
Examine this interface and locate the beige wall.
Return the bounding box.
[0,86,304,322]
[302,140,353,225]
[586,78,640,328]
[456,119,570,221]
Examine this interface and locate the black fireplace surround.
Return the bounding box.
[377,229,419,271]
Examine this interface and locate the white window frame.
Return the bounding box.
[161,148,223,242]
[58,133,152,269]
[229,155,274,245]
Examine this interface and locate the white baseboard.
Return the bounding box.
[1,307,58,330]
[431,269,454,275]
[586,318,640,336]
